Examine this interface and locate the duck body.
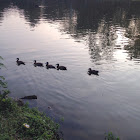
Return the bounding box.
[46,62,56,69]
[88,68,99,75]
[16,58,25,65]
[34,60,43,67]
[56,64,67,70]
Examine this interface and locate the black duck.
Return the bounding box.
[46,62,56,69]
[34,60,43,67]
[16,58,25,65]
[56,64,67,70]
[88,68,99,75]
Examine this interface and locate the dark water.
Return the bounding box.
[0,0,140,139]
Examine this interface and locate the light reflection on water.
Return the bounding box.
[0,0,140,140]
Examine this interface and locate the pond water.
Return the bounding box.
[0,0,140,139]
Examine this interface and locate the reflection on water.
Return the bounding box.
[0,0,140,140]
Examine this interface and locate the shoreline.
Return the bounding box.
[0,95,61,140]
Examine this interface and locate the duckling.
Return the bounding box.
[16,58,25,65]
[46,62,56,69]
[56,64,67,70]
[34,60,43,67]
[88,68,99,75]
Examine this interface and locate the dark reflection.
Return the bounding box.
[34,64,44,67]
[0,0,140,60]
[125,36,140,59]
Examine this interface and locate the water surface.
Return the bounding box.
[0,0,140,139]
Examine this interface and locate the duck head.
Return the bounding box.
[88,68,91,71]
[46,62,49,66]
[56,64,59,70]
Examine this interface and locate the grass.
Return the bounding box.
[105,132,120,140]
[0,96,60,140]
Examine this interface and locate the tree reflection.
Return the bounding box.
[0,0,140,60]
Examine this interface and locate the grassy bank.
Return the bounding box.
[0,96,60,140]
[0,97,119,140]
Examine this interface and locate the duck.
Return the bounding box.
[88,68,99,75]
[34,60,43,67]
[56,64,67,70]
[16,58,25,65]
[46,62,56,69]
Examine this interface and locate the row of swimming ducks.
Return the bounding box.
[16,58,67,70]
[16,58,99,75]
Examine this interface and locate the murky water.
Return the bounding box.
[0,0,140,139]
